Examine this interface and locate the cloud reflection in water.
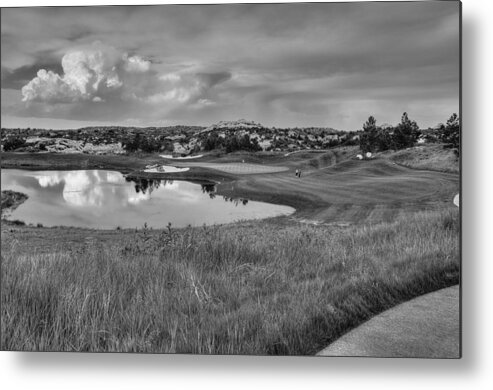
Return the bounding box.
[1,169,295,229]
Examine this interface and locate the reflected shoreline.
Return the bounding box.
[127,176,248,205]
[1,169,294,229]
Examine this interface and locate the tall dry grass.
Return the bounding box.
[386,145,459,173]
[1,208,459,354]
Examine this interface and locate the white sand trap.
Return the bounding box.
[453,193,459,207]
[160,154,203,160]
[144,165,190,173]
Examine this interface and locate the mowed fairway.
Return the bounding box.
[216,156,459,225]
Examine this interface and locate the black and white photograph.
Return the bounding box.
[1,1,461,359]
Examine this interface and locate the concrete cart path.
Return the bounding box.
[317,285,460,358]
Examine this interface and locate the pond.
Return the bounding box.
[1,169,295,229]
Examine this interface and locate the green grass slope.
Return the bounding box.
[1,208,459,354]
[219,157,458,224]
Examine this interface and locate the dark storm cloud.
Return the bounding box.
[1,2,460,129]
[196,72,232,88]
[1,62,64,89]
[65,24,94,42]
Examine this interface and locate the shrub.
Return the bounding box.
[203,133,224,151]
[224,134,261,153]
[2,136,27,151]
[122,133,162,153]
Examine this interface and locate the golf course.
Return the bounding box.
[1,145,459,226]
[154,145,458,226]
[0,143,460,354]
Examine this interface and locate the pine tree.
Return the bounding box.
[360,116,378,153]
[440,113,460,155]
[392,112,419,150]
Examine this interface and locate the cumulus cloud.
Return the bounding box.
[123,54,151,73]
[21,69,79,103]
[19,41,229,112]
[21,42,151,103]
[147,70,231,104]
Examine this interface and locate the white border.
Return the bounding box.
[2,1,492,389]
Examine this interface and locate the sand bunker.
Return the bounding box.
[160,154,204,160]
[143,165,190,173]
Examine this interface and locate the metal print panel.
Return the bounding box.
[0,1,461,357]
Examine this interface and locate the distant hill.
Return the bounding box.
[198,119,344,136]
[1,119,356,155]
[200,119,268,133]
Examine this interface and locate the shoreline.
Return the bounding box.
[1,190,29,219]
[1,150,460,226]
[0,151,307,214]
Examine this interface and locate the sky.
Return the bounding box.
[1,2,460,130]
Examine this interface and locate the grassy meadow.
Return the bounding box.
[1,207,459,354]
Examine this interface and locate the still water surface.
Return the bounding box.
[1,169,294,229]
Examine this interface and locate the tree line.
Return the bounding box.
[359,112,460,156]
[203,133,262,153]
[121,133,175,153]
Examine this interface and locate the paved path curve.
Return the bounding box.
[317,285,460,358]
